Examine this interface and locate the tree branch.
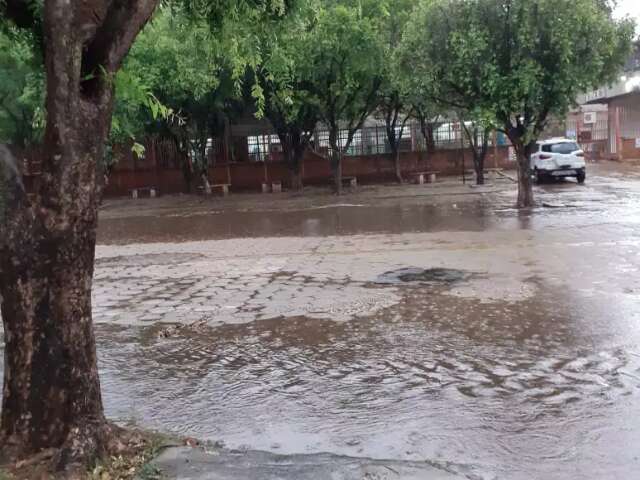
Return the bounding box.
[82,0,160,78]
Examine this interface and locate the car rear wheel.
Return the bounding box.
[535,169,546,184]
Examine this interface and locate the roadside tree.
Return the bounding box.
[253,2,320,191]
[300,0,383,194]
[375,0,417,183]
[0,0,289,471]
[406,0,634,207]
[459,109,496,185]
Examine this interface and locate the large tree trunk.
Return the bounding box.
[0,0,158,468]
[1,211,105,458]
[1,92,108,467]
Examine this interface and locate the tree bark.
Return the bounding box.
[290,143,306,192]
[1,215,105,458]
[393,146,402,183]
[201,173,212,195]
[0,0,159,468]
[474,153,485,185]
[425,123,436,154]
[181,153,193,193]
[384,102,403,184]
[331,149,343,195]
[502,122,536,208]
[281,133,306,192]
[461,124,488,186]
[512,139,535,207]
[329,129,343,195]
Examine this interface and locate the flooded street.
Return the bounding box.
[4,162,640,478]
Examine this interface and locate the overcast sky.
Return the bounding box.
[616,0,640,21]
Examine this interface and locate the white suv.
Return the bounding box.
[531,138,586,184]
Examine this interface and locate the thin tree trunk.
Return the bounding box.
[475,152,485,185]
[281,134,305,192]
[393,146,403,183]
[329,130,342,195]
[201,172,212,195]
[332,149,343,195]
[291,169,303,191]
[385,108,402,183]
[513,139,535,207]
[425,123,436,154]
[462,124,487,186]
[291,144,305,192]
[178,138,193,193]
[182,159,193,193]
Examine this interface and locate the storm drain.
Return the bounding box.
[375,267,472,285]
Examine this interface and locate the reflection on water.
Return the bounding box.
[98,171,640,245]
[98,284,640,480]
[98,203,498,244]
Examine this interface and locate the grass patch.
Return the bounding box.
[1,429,174,480]
[88,431,170,480]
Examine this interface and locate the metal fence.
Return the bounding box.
[564,117,609,159]
[242,120,503,163]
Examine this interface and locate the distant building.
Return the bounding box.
[575,41,640,160]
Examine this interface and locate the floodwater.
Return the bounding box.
[4,163,640,479]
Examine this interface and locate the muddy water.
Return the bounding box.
[97,281,640,480]
[98,201,500,244]
[5,165,640,479]
[97,171,640,245]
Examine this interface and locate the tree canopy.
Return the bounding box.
[298,0,384,192]
[1,0,637,199]
[0,26,43,147]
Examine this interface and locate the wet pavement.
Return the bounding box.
[151,447,460,480]
[4,162,640,479]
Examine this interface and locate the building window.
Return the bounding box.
[247,134,281,162]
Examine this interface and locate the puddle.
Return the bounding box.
[375,267,474,285]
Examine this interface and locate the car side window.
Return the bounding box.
[542,145,552,153]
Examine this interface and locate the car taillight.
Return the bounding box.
[540,154,552,159]
[576,152,584,157]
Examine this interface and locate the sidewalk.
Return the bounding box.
[150,447,462,480]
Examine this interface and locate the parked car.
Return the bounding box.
[531,138,586,184]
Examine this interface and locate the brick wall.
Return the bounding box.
[103,146,514,197]
[620,137,640,160]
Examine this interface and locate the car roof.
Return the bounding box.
[537,138,577,145]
